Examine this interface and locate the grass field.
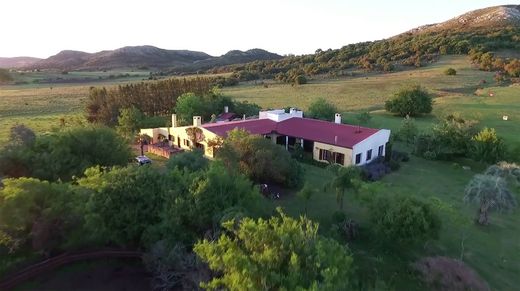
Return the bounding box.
[272,157,519,290]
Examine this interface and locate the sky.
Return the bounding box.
[0,0,514,58]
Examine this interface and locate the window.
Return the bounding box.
[366,149,372,161]
[183,139,190,147]
[335,153,345,165]
[378,145,384,157]
[355,153,362,164]
[319,149,332,161]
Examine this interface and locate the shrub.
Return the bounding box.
[388,159,401,171]
[369,194,441,247]
[391,150,410,162]
[423,150,438,160]
[332,211,347,224]
[385,85,433,117]
[294,74,307,85]
[444,68,457,75]
[166,149,208,172]
[471,127,505,163]
[361,157,392,181]
[413,256,489,291]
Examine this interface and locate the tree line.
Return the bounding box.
[207,26,520,82]
[86,77,214,125]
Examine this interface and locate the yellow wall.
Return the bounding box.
[312,141,353,166]
[168,126,219,158]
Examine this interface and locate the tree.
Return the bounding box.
[166,149,208,172]
[161,162,262,244]
[116,106,143,140]
[356,111,372,125]
[464,174,517,225]
[307,98,338,121]
[9,124,36,147]
[194,209,354,291]
[385,85,432,117]
[174,93,206,125]
[396,116,418,144]
[0,178,85,253]
[297,183,317,215]
[504,59,520,77]
[444,68,457,75]
[0,68,13,84]
[369,194,441,246]
[326,165,360,210]
[471,127,505,163]
[217,129,304,188]
[80,166,166,247]
[294,74,307,85]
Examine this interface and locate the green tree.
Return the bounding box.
[0,178,85,253]
[217,129,303,188]
[194,209,354,291]
[116,106,143,140]
[471,127,505,163]
[444,68,457,75]
[294,74,307,85]
[326,165,360,210]
[79,166,166,247]
[385,85,433,117]
[396,116,418,144]
[297,182,317,215]
[307,98,338,121]
[369,194,441,247]
[464,174,517,225]
[166,149,208,172]
[161,162,262,244]
[174,93,206,125]
[356,111,372,126]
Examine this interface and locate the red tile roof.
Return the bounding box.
[202,117,379,148]
[202,118,277,137]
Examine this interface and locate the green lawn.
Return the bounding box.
[272,157,519,290]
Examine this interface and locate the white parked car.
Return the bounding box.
[135,155,152,166]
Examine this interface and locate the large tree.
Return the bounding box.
[307,98,338,121]
[217,129,303,188]
[194,209,354,291]
[385,85,432,117]
[0,178,85,253]
[116,106,143,140]
[79,166,166,247]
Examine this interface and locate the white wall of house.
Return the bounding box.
[351,129,391,166]
[259,108,303,122]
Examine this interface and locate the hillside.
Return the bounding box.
[215,5,520,82]
[0,57,41,69]
[20,46,282,71]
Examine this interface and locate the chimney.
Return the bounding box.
[334,113,341,124]
[171,114,178,128]
[224,106,229,113]
[334,135,338,144]
[243,114,246,120]
[193,116,202,127]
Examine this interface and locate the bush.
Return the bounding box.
[294,74,307,85]
[423,150,438,160]
[391,150,410,162]
[414,256,489,291]
[166,149,208,172]
[332,211,347,224]
[388,159,401,171]
[369,194,441,247]
[361,157,392,181]
[471,127,505,163]
[385,85,433,117]
[444,68,457,75]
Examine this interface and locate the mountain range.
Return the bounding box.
[1,5,519,72]
[0,47,282,71]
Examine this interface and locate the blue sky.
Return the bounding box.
[0,0,513,58]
